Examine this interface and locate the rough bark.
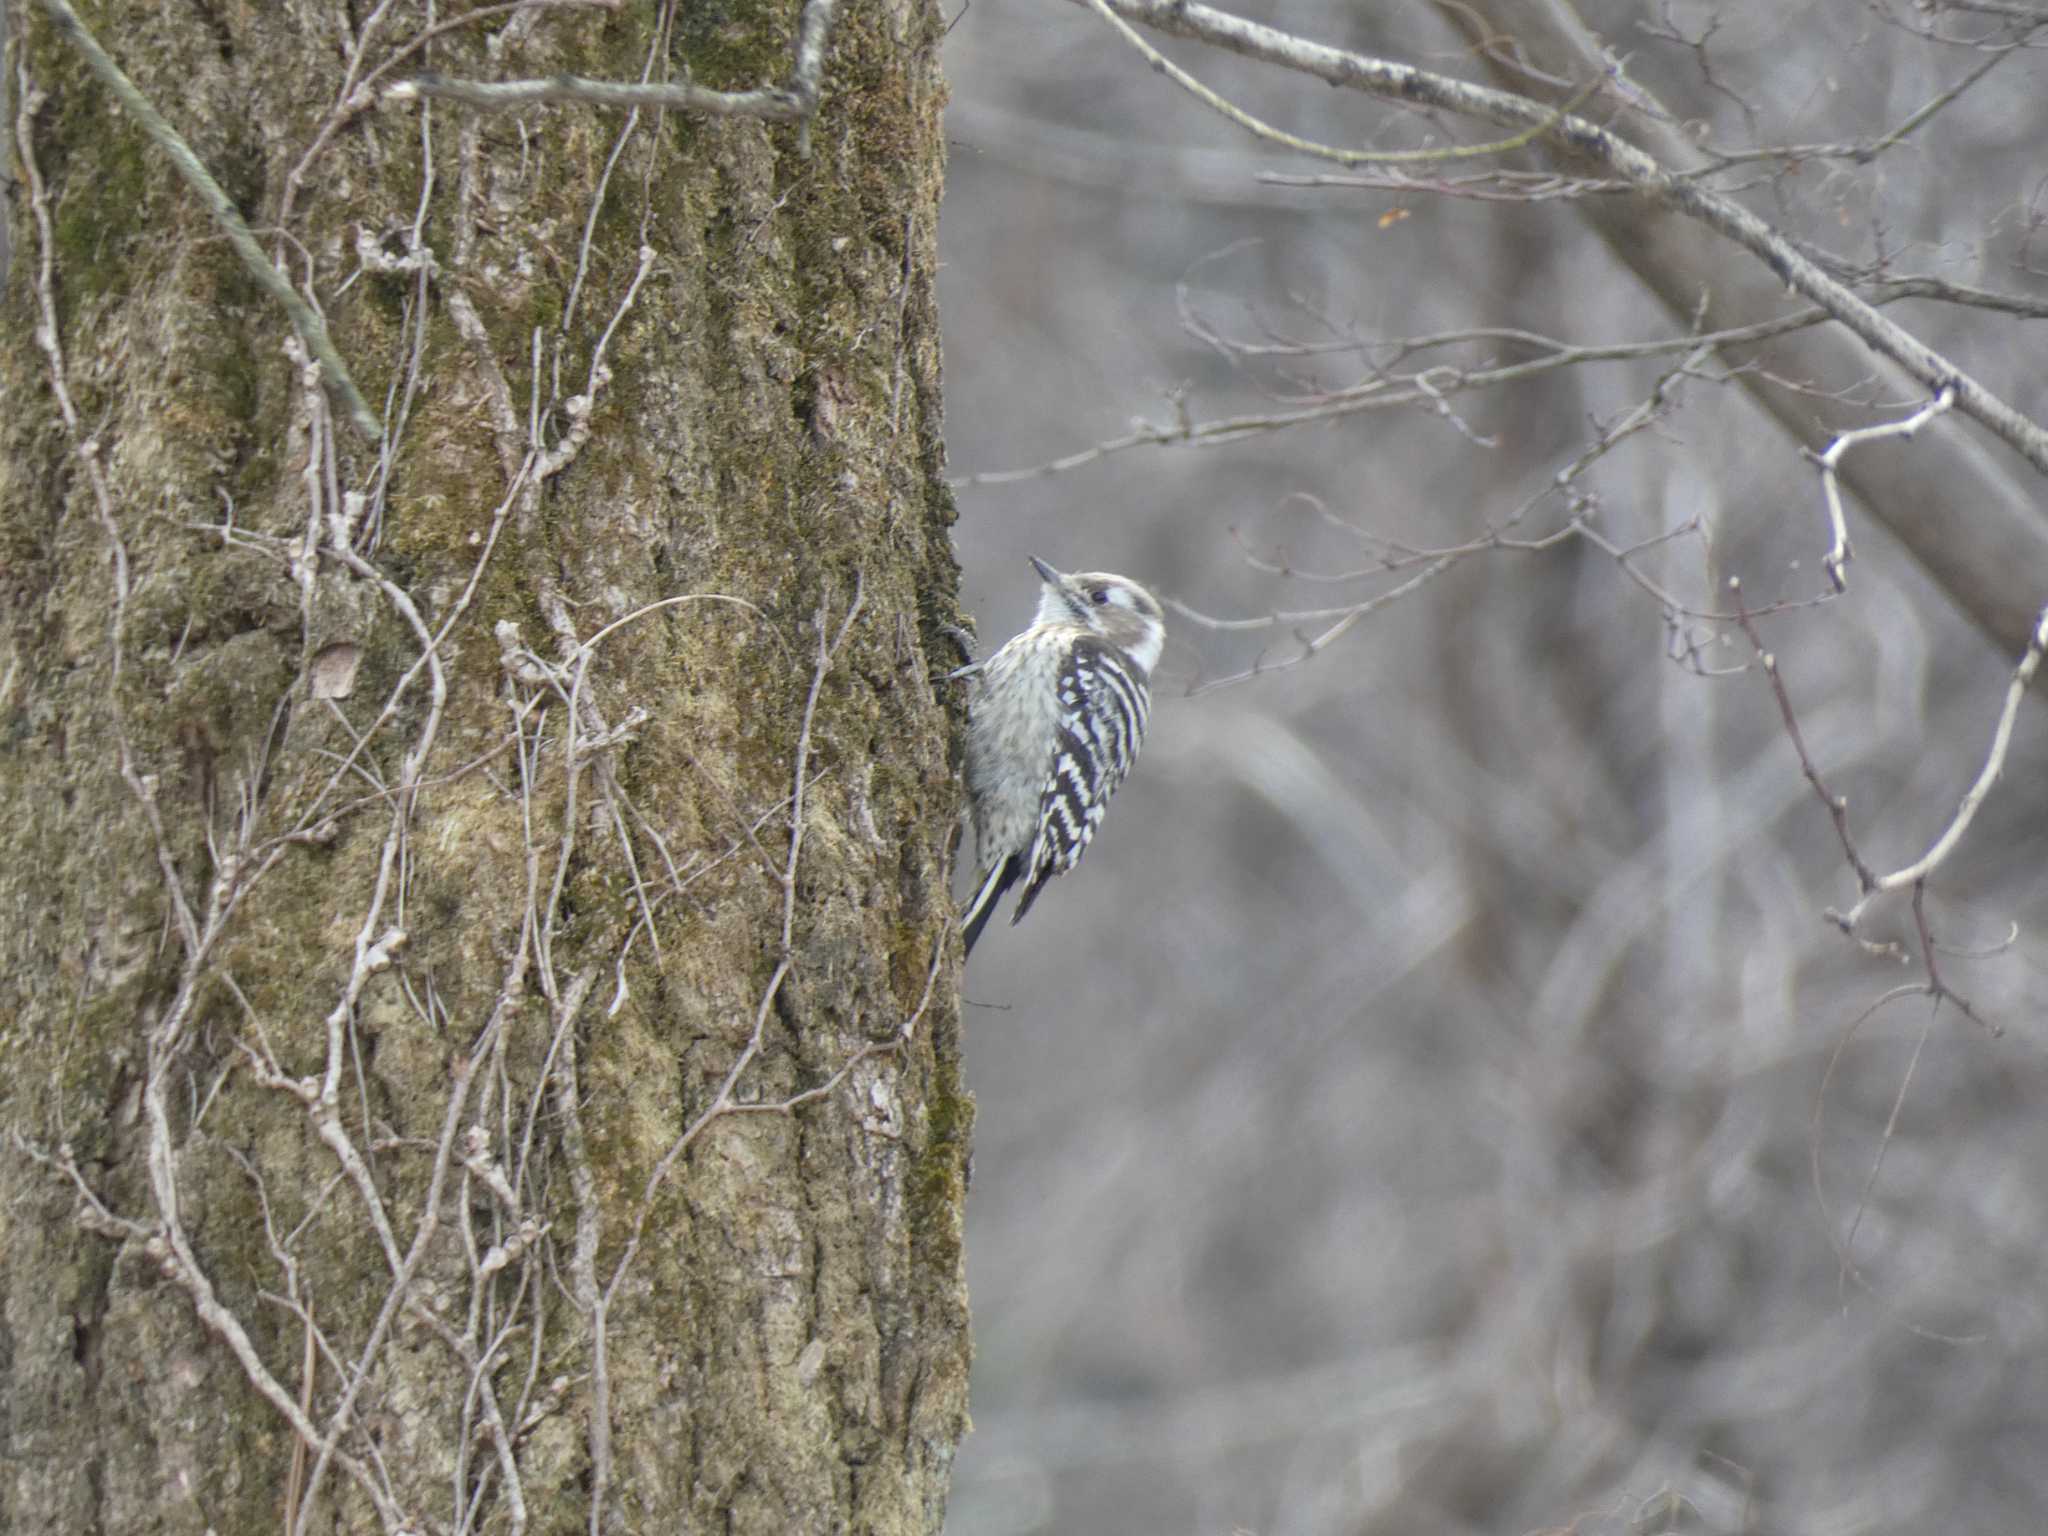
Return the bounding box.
[0,2,969,1533]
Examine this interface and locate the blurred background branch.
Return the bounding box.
[943,1,2048,1531]
[1435,0,2048,656]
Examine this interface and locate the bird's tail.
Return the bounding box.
[960,854,1020,956]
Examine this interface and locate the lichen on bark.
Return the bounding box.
[0,2,969,1531]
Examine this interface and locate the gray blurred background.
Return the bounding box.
[936,4,2048,1533]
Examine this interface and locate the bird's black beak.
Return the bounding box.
[1029,555,1062,586]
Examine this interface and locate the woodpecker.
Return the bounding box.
[959,556,1165,955]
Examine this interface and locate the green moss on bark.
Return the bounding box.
[4,2,966,1530]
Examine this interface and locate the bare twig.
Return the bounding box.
[573,575,869,1532]
[1908,883,1996,1034]
[723,931,950,1119]
[1861,275,2048,322]
[1081,0,1603,169]
[1734,580,2030,1028]
[279,1,620,231]
[1170,351,1721,692]
[288,1007,500,1536]
[957,308,1827,485]
[1257,166,1623,200]
[1812,385,1957,592]
[1173,557,1455,696]
[391,0,841,143]
[1058,0,2048,477]
[1729,585,1880,900]
[1835,600,2048,934]
[782,575,868,951]
[23,97,406,1520]
[1934,0,2048,18]
[1689,26,2037,170]
[17,63,210,957]
[1810,987,1991,1344]
[34,0,382,440]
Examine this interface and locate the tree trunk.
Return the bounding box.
[0,3,969,1532]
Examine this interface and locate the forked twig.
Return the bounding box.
[1811,384,1956,592]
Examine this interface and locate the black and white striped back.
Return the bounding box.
[1011,636,1152,925]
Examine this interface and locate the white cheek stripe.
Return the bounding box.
[1123,626,1164,676]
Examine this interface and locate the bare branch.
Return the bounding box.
[1258,166,1625,201]
[390,0,841,141]
[1735,577,2039,1027]
[1080,0,1602,169]
[392,69,803,116]
[1172,559,1456,696]
[1430,0,2048,656]
[962,306,1817,485]
[1064,0,2048,481]
[1689,27,2036,169]
[1863,274,2048,320]
[1933,0,2048,18]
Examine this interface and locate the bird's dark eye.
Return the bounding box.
[1090,587,1110,605]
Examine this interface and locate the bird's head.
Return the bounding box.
[1030,556,1166,676]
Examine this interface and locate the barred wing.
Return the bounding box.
[1011,637,1151,926]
